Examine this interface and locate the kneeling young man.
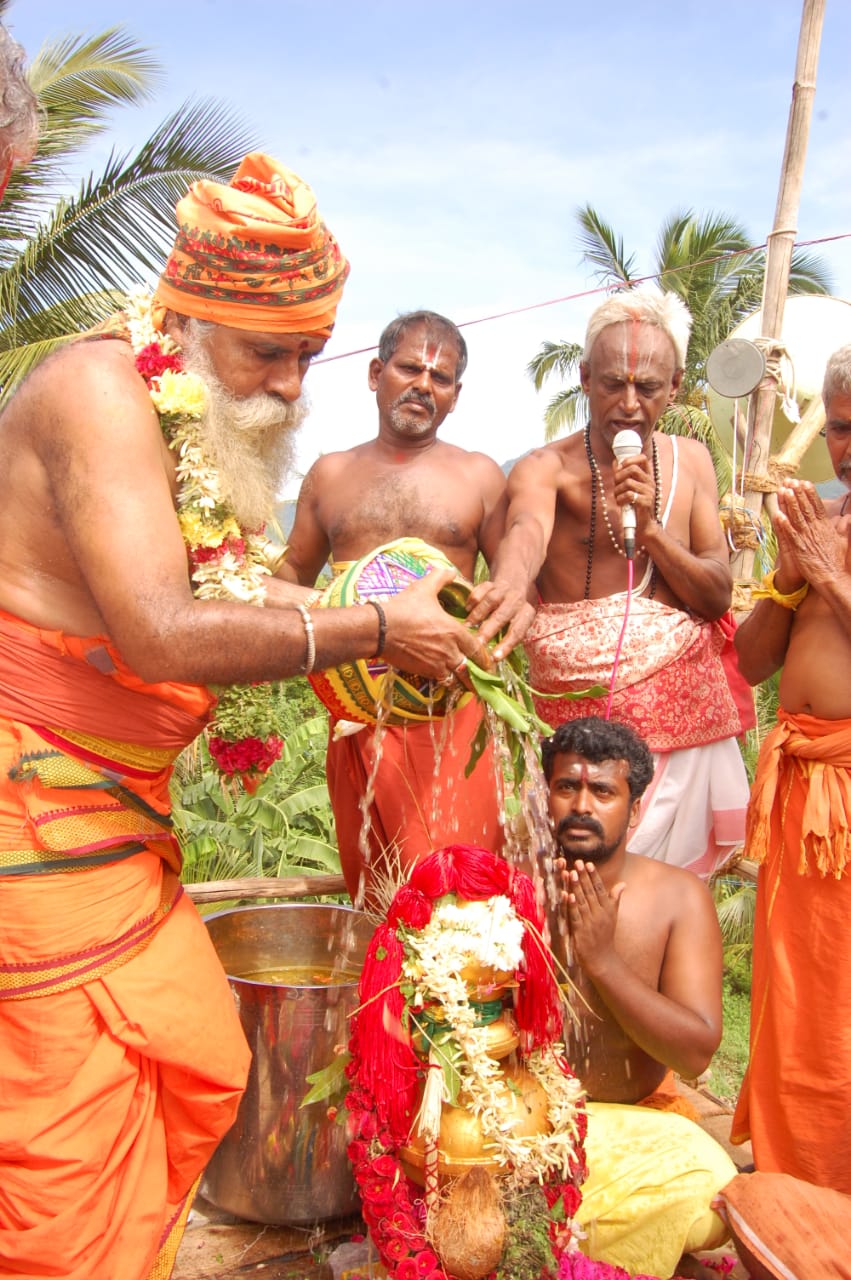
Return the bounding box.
[542,717,736,1279]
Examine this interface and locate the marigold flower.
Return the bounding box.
[150,368,207,419]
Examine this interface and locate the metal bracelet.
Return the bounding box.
[365,599,387,657]
[296,603,316,674]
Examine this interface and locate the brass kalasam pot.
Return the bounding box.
[411,1007,520,1061]
[399,1063,550,1185]
[457,960,515,999]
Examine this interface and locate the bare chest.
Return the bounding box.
[321,465,481,572]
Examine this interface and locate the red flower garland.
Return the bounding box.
[207,733,283,777]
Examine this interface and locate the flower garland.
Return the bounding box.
[343,845,591,1280]
[125,288,285,784]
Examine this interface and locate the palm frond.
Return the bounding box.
[0,289,124,405]
[575,204,636,286]
[4,30,161,227]
[28,27,159,124]
[714,877,756,953]
[788,247,833,295]
[542,386,587,442]
[526,340,583,390]
[0,336,69,399]
[3,98,255,328]
[658,404,732,495]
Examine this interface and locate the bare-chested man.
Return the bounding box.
[541,716,734,1279]
[470,285,750,879]
[730,344,851,1196]
[283,311,508,904]
[0,160,487,1280]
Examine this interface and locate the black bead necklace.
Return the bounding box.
[583,424,661,600]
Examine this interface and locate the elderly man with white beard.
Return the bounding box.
[0,153,489,1280]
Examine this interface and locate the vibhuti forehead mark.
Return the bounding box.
[419,338,443,372]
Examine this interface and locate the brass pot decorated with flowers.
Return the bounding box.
[451,897,517,996]
[399,1063,551,1185]
[410,1005,520,1062]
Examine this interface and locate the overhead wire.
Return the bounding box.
[314,231,851,366]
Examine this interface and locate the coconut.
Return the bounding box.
[430,1166,506,1280]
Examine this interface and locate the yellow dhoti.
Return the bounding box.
[577,1103,735,1277]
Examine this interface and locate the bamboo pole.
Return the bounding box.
[730,0,826,587]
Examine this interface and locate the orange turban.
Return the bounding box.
[155,152,350,337]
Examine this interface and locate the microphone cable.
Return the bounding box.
[605,553,634,721]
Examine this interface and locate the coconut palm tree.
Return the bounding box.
[529,204,833,442]
[0,11,256,400]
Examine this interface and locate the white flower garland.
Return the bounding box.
[125,287,283,607]
[402,896,584,1189]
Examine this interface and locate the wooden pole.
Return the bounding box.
[730,0,826,586]
[185,872,347,906]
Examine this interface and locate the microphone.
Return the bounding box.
[611,429,643,560]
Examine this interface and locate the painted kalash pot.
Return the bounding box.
[306,538,549,749]
[308,538,473,727]
[340,844,590,1280]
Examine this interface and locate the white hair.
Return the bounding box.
[823,344,851,406]
[0,24,39,170]
[583,286,692,369]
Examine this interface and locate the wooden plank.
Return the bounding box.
[185,875,347,905]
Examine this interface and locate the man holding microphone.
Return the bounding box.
[469,286,749,877]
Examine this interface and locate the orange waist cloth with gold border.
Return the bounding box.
[0,606,214,879]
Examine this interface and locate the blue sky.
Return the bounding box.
[9,1,851,491]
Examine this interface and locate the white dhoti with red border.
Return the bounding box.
[526,596,748,877]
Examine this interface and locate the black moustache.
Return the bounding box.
[556,815,604,838]
[399,391,435,411]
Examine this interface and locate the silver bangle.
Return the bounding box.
[296,603,316,675]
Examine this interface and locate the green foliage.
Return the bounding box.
[498,1184,558,1280]
[172,682,338,885]
[525,340,585,441]
[714,874,756,972]
[741,669,780,783]
[657,403,732,497]
[709,871,755,1102]
[1,22,257,400]
[709,974,752,1105]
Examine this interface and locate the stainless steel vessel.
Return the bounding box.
[201,903,372,1224]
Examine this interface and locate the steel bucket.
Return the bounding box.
[201,903,372,1224]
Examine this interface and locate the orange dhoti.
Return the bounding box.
[0,608,251,1279]
[327,697,503,905]
[731,710,851,1193]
